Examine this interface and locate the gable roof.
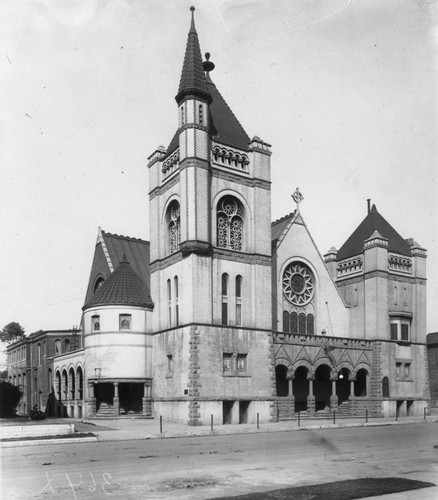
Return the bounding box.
[336,204,411,261]
[83,256,153,310]
[271,212,296,245]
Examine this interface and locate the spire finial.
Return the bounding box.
[190,6,196,33]
[203,51,215,73]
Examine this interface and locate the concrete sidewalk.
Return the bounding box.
[2,414,437,446]
[73,414,438,442]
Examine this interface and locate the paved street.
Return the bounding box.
[1,422,438,499]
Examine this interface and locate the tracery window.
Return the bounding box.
[282,262,314,306]
[168,201,181,254]
[216,196,243,251]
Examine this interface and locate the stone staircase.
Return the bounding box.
[95,402,114,418]
[336,401,351,416]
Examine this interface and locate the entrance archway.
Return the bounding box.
[355,369,368,397]
[293,366,309,412]
[314,364,331,412]
[275,365,289,397]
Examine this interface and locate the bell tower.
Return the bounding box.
[147,7,274,425]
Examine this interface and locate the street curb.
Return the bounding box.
[0,435,99,448]
[2,417,436,446]
[92,417,438,442]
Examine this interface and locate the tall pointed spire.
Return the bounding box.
[176,6,210,104]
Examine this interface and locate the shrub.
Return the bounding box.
[29,407,46,420]
[0,381,23,417]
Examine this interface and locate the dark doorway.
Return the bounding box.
[239,401,250,424]
[223,400,234,424]
[293,366,309,412]
[95,383,114,412]
[119,383,143,414]
[407,400,413,416]
[314,364,331,412]
[396,399,403,418]
[336,368,350,404]
[275,365,289,396]
[355,369,368,397]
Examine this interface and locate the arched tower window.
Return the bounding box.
[167,279,172,327]
[216,196,244,251]
[167,200,181,254]
[221,273,229,325]
[174,276,179,326]
[235,275,242,326]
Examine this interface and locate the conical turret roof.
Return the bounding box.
[336,204,411,260]
[83,256,154,310]
[176,7,209,103]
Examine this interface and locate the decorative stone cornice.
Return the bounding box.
[162,150,179,178]
[213,248,271,266]
[212,144,249,172]
[336,256,363,276]
[388,254,412,274]
[149,173,180,200]
[211,167,271,191]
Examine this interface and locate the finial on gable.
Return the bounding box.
[292,187,304,212]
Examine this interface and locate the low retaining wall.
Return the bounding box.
[0,423,74,440]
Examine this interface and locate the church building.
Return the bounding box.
[12,7,429,425]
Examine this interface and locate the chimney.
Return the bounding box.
[367,199,371,214]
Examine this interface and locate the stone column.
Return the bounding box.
[307,377,315,416]
[330,378,338,409]
[86,382,96,416]
[142,381,152,417]
[349,379,355,399]
[113,382,120,417]
[287,376,295,418]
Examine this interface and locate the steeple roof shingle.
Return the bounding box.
[336,204,411,260]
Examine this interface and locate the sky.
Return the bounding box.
[0,0,437,357]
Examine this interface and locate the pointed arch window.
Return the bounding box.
[167,200,181,254]
[216,196,244,251]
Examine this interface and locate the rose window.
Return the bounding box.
[217,196,243,251]
[282,262,314,305]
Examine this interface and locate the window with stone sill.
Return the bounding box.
[390,319,410,342]
[223,352,249,375]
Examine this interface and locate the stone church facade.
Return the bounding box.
[10,8,429,424]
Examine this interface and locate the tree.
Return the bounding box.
[1,322,25,344]
[0,381,22,417]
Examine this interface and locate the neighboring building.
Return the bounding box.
[6,329,82,415]
[7,8,430,423]
[427,333,438,408]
